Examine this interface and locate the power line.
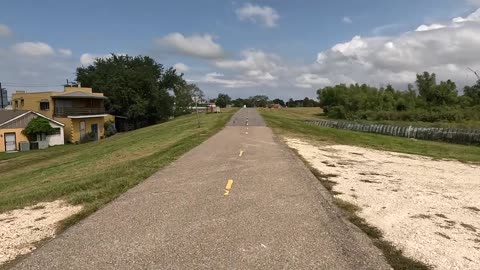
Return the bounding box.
[2,83,64,87]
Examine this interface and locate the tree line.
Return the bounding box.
[215,95,318,108]
[317,71,480,122]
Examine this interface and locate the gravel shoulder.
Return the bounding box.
[0,201,82,266]
[286,137,480,270]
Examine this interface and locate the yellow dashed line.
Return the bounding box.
[239,150,244,157]
[224,179,234,196]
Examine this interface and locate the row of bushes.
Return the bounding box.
[327,106,480,123]
[318,71,480,123]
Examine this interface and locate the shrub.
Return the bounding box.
[22,117,54,141]
[104,121,117,137]
[327,106,347,119]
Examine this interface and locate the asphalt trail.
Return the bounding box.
[13,108,389,269]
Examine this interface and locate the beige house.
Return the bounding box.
[0,110,65,152]
[11,86,112,144]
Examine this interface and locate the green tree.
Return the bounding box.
[76,54,183,127]
[464,80,480,105]
[22,117,54,141]
[174,83,198,116]
[215,93,232,108]
[435,80,458,106]
[286,98,295,107]
[272,98,285,107]
[250,95,269,107]
[232,98,245,107]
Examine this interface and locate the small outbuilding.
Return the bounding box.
[0,110,65,152]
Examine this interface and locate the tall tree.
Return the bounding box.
[76,54,184,127]
[286,98,296,107]
[463,80,480,105]
[272,98,285,107]
[250,95,269,107]
[416,72,437,105]
[173,83,196,116]
[215,93,232,108]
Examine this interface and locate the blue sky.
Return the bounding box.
[1,0,480,100]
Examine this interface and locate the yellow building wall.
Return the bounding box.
[12,87,109,144]
[0,128,29,152]
[64,87,104,97]
[11,88,106,117]
[104,114,115,123]
[11,92,56,118]
[64,87,93,93]
[70,117,105,144]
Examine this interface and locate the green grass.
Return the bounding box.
[0,109,236,227]
[260,108,480,163]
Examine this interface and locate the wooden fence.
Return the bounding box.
[304,120,480,146]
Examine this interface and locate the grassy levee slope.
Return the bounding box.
[0,109,236,227]
[260,108,480,163]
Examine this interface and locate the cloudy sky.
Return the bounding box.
[1,0,480,100]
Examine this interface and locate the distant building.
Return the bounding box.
[0,88,7,109]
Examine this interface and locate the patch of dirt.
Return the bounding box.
[0,200,82,266]
[285,137,480,270]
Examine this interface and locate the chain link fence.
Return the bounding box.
[305,120,480,146]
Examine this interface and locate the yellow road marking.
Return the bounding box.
[245,132,248,135]
[239,150,244,157]
[224,179,234,196]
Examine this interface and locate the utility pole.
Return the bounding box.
[468,67,480,80]
[195,97,200,128]
[0,82,4,109]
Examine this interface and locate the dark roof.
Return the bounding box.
[0,110,65,127]
[0,110,29,126]
[52,91,108,99]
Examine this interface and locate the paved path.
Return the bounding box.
[13,109,389,269]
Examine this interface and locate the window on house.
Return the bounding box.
[40,101,50,110]
[47,128,61,135]
[20,99,24,107]
[15,100,18,108]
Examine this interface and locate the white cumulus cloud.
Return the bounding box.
[80,53,99,66]
[202,72,256,88]
[79,53,126,66]
[295,74,332,88]
[58,48,72,57]
[415,24,446,32]
[301,8,480,89]
[173,62,189,73]
[156,33,224,59]
[214,49,284,86]
[453,8,480,23]
[12,42,55,57]
[236,3,279,28]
